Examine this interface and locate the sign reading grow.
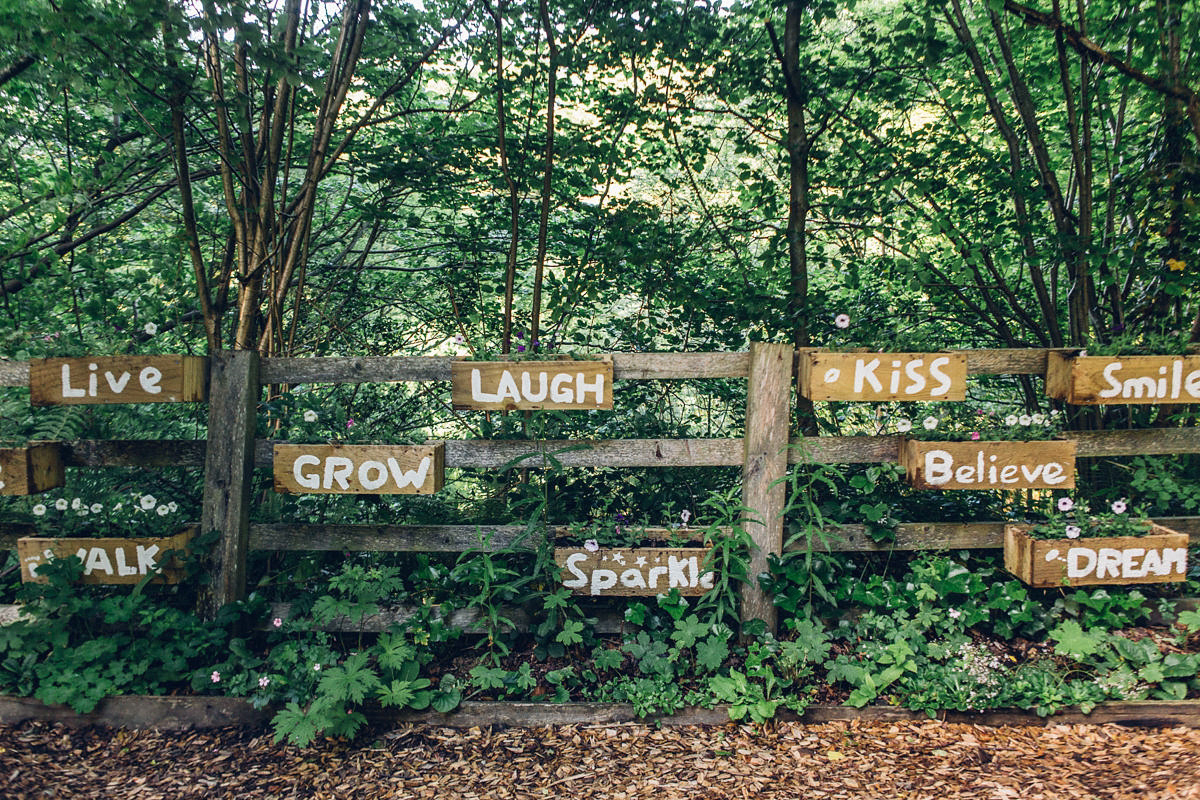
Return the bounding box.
[30,356,208,406]
[1046,353,1200,404]
[799,352,967,402]
[17,530,193,585]
[273,443,445,494]
[555,547,714,596]
[0,444,64,495]
[901,440,1076,490]
[451,359,613,411]
[1004,525,1188,587]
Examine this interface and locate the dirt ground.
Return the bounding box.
[1,718,1199,799]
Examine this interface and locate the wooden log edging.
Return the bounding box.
[0,695,1197,731]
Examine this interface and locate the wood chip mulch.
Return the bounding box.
[1,719,1198,799]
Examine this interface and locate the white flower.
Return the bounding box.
[584,539,599,553]
[71,498,83,511]
[1032,413,1046,425]
[922,416,938,431]
[1057,497,1075,512]
[89,503,102,514]
[1111,500,1127,515]
[167,502,178,513]
[258,676,271,689]
[680,510,691,525]
[113,503,123,512]
[948,608,962,619]
[143,322,158,336]
[896,418,913,433]
[1004,415,1018,426]
[156,505,170,516]
[1065,525,1082,539]
[139,494,157,510]
[313,663,322,672]
[55,498,69,511]
[32,504,47,516]
[1018,414,1032,426]
[303,410,319,423]
[834,313,850,329]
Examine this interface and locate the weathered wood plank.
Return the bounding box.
[0,695,269,730]
[273,443,444,494]
[800,352,967,401]
[900,440,1076,490]
[30,356,207,406]
[200,351,259,618]
[741,343,793,633]
[451,359,613,410]
[0,361,29,387]
[556,547,714,596]
[249,523,540,552]
[1073,427,1200,456]
[440,438,745,469]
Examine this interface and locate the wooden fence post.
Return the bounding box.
[740,342,793,634]
[200,350,260,619]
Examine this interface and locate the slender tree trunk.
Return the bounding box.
[530,0,558,351]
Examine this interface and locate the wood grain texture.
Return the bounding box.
[0,444,64,495]
[16,530,193,584]
[800,352,966,401]
[1046,353,1200,404]
[901,439,1076,490]
[200,351,259,617]
[451,359,613,410]
[0,361,29,387]
[249,523,540,552]
[273,443,444,494]
[740,343,793,632]
[1004,524,1189,588]
[556,547,714,596]
[30,356,207,405]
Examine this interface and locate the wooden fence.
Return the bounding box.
[3,345,1200,632]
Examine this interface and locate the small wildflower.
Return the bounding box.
[896,418,912,433]
[71,498,83,511]
[313,663,322,672]
[922,416,938,431]
[139,494,157,511]
[272,617,283,628]
[681,509,691,525]
[346,419,355,428]
[584,539,599,553]
[55,498,69,511]
[32,503,47,516]
[210,671,221,683]
[90,503,102,514]
[144,322,158,335]
[1057,497,1075,512]
[1018,414,1032,426]
[1004,414,1018,426]
[113,502,122,512]
[517,344,526,353]
[167,502,178,513]
[970,431,981,440]
[1111,500,1127,514]
[1032,413,1046,425]
[834,313,851,329]
[303,410,318,423]
[1065,525,1082,539]
[1167,258,1186,272]
[258,676,271,689]
[948,608,962,619]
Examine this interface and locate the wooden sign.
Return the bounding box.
[800,352,967,402]
[901,439,1076,490]
[30,356,208,406]
[273,443,444,494]
[1046,352,1200,405]
[556,547,714,596]
[1004,524,1188,587]
[0,444,64,495]
[17,530,194,585]
[451,359,613,411]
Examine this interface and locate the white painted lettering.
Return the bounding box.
[61,364,86,398]
[903,359,927,395]
[562,553,588,588]
[590,569,618,595]
[853,358,883,394]
[84,547,113,576]
[550,373,574,403]
[1067,548,1097,579]
[138,366,163,395]
[323,456,354,490]
[386,456,431,490]
[470,368,502,403]
[136,544,160,573]
[357,460,388,492]
[293,455,321,490]
[576,372,605,404]
[928,356,953,396]
[924,450,954,486]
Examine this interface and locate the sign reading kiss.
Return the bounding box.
[273,444,445,494]
[799,352,967,402]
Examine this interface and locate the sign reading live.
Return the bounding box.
[555,547,714,596]
[273,443,445,494]
[30,356,208,406]
[799,352,967,402]
[901,439,1076,490]
[17,530,193,585]
[1046,353,1200,405]
[451,359,613,411]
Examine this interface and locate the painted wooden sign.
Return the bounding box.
[1004,524,1188,588]
[799,352,967,402]
[1046,352,1200,405]
[30,356,208,406]
[451,359,613,411]
[901,439,1076,490]
[17,530,194,585]
[273,443,445,494]
[556,547,714,596]
[0,444,64,495]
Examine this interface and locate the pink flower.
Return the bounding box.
[1111,500,1127,515]
[970,432,981,440]
[834,313,850,329]
[258,676,271,688]
[210,671,221,683]
[1057,497,1074,513]
[272,617,283,628]
[346,419,355,428]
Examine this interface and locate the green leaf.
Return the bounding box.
[272,702,320,747]
[695,636,729,673]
